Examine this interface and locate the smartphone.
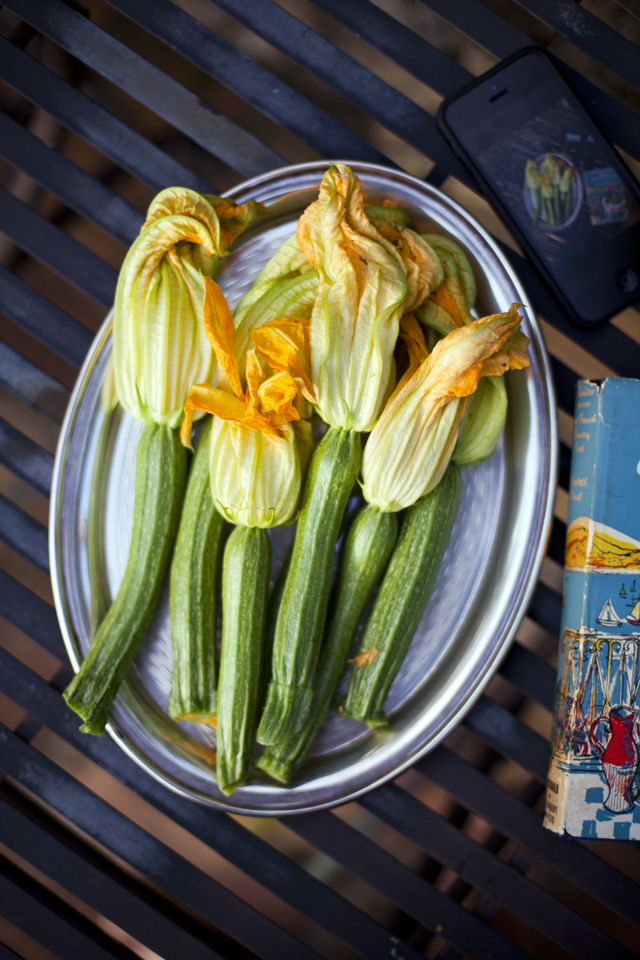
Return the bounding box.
[437,47,640,328]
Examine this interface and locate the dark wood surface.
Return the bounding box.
[0,2,639,958]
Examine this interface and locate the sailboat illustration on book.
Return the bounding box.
[596,598,623,626]
[627,599,640,625]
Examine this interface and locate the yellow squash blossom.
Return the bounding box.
[365,203,444,313]
[181,278,309,527]
[232,235,319,375]
[113,188,260,428]
[362,304,530,511]
[296,164,408,432]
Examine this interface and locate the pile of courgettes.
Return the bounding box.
[65,167,530,794]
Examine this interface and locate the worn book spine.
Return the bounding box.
[544,378,640,840]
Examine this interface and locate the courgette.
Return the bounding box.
[217,524,271,794]
[87,399,121,631]
[257,427,362,745]
[260,544,292,711]
[64,424,187,734]
[168,418,225,723]
[453,376,507,467]
[259,504,397,782]
[343,464,462,726]
[421,234,476,307]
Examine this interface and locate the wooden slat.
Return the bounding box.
[0,943,22,960]
[0,495,49,573]
[0,36,214,195]
[417,745,640,929]
[527,581,562,638]
[0,418,53,497]
[0,855,130,960]
[464,698,549,782]
[358,783,635,960]
[0,187,117,308]
[307,0,469,96]
[6,0,284,178]
[0,342,69,424]
[288,809,533,960]
[420,0,640,163]
[0,720,323,960]
[512,0,640,93]
[499,642,555,710]
[0,649,428,960]
[0,265,93,367]
[0,794,226,960]
[106,0,388,166]
[0,572,66,660]
[0,110,142,247]
[204,0,471,180]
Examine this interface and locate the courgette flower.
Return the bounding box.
[414,234,474,336]
[113,187,260,428]
[414,237,515,466]
[296,165,408,432]
[233,235,319,374]
[365,204,443,312]
[181,278,308,527]
[362,305,529,511]
[525,159,540,191]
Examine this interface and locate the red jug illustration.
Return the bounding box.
[590,706,640,814]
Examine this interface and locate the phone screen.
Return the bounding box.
[444,52,640,322]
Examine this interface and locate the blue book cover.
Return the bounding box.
[544,378,640,839]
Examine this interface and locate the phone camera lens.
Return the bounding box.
[615,268,638,292]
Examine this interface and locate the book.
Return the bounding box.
[544,378,640,839]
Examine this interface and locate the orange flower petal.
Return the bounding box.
[184,379,279,440]
[399,313,429,372]
[259,371,300,425]
[242,407,280,438]
[202,277,243,399]
[252,318,317,403]
[244,349,263,411]
[181,382,248,447]
[430,277,472,328]
[347,646,380,669]
[180,406,197,450]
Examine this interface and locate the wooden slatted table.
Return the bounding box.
[0,2,639,958]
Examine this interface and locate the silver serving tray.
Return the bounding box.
[50,161,557,815]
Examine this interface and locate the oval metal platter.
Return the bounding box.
[50,161,558,815]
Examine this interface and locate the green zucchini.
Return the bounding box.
[453,376,507,467]
[257,427,362,746]
[168,418,225,723]
[87,402,121,631]
[414,297,458,336]
[421,234,476,307]
[343,464,462,726]
[259,544,292,711]
[217,524,271,794]
[259,504,397,782]
[64,424,187,734]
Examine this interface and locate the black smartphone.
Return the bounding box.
[437,47,640,328]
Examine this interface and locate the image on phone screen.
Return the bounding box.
[444,54,640,323]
